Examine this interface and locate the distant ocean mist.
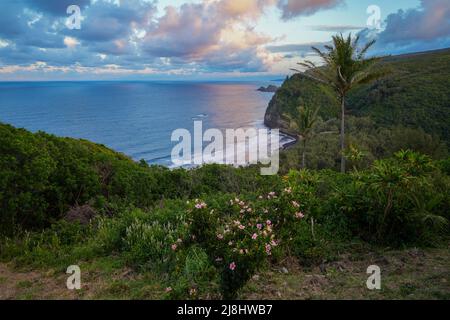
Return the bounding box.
[0,81,292,167]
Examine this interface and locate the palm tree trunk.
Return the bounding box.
[302,139,306,168]
[340,95,346,173]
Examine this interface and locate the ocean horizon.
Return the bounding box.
[0,80,290,167]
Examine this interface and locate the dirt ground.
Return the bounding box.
[242,246,450,300]
[0,263,79,300]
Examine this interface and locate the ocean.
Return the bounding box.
[0,81,291,167]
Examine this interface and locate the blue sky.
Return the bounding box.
[0,0,448,80]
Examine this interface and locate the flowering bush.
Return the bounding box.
[188,189,309,299]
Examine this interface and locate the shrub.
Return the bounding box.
[123,219,183,271]
[187,187,311,299]
[333,151,449,245]
[165,246,218,300]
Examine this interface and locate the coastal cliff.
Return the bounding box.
[263,73,338,134]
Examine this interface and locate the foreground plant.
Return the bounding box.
[188,191,308,299]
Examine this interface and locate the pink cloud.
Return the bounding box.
[380,0,450,43]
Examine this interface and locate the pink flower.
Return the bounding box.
[266,220,272,226]
[229,262,236,271]
[195,201,207,209]
[284,187,292,194]
[292,201,300,208]
[267,192,277,199]
[271,240,278,247]
[265,244,272,255]
[239,249,244,255]
[238,225,245,230]
[171,244,177,251]
[252,233,258,240]
[257,224,263,230]
[217,234,224,240]
[165,287,172,293]
[295,212,305,219]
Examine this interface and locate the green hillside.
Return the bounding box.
[0,123,279,234]
[265,48,450,145]
[1,124,450,299]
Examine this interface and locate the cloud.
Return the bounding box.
[64,36,80,48]
[277,0,344,20]
[308,24,364,32]
[1,0,448,79]
[141,0,281,72]
[71,0,155,42]
[266,42,329,53]
[380,0,450,43]
[0,1,32,39]
[0,0,283,75]
[218,0,277,19]
[0,0,351,77]
[24,0,91,16]
[359,0,450,55]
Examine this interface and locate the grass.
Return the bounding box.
[241,245,450,300]
[1,244,449,300]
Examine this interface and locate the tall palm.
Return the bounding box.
[293,33,386,173]
[284,105,319,168]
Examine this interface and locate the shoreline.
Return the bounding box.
[278,131,298,150]
[167,125,298,169]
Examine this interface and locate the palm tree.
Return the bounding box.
[292,33,386,173]
[284,105,319,168]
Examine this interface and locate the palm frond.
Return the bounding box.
[358,39,376,59]
[311,46,331,64]
[291,33,382,98]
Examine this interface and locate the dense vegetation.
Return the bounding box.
[266,48,450,150]
[291,34,388,172]
[0,123,280,235]
[1,122,449,299]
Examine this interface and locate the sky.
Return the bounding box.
[0,0,449,80]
